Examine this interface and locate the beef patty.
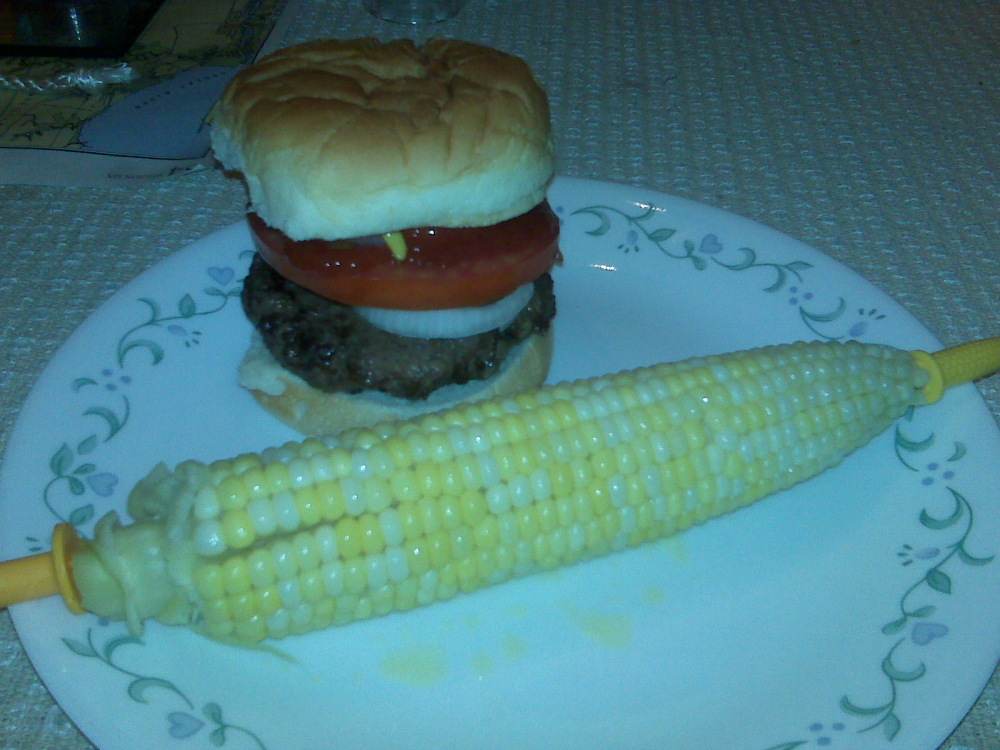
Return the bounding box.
[241,255,556,400]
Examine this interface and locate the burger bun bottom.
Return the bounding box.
[239,329,555,437]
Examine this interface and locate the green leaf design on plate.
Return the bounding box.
[881,712,901,741]
[570,201,866,340]
[120,338,166,366]
[82,403,128,440]
[713,246,758,271]
[102,634,143,659]
[647,227,675,243]
[956,546,994,566]
[882,652,926,683]
[798,298,847,340]
[925,569,952,594]
[204,702,224,723]
[62,637,98,658]
[919,499,963,530]
[50,443,74,475]
[948,442,967,462]
[129,677,183,704]
[76,434,99,455]
[138,296,162,322]
[67,504,94,525]
[840,695,890,717]
[38,263,243,530]
[573,207,612,236]
[48,258,269,747]
[178,293,197,318]
[881,617,908,636]
[769,412,993,748]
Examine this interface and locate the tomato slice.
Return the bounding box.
[247,202,560,310]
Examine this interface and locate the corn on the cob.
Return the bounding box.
[7,338,999,644]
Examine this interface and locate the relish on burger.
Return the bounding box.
[209,37,559,435]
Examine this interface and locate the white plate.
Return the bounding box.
[2,177,998,750]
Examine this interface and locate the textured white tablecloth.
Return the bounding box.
[1,1,997,748]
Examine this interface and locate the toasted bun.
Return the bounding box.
[239,328,554,437]
[209,38,554,241]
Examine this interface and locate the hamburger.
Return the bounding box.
[208,38,560,435]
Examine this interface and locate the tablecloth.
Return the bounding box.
[1,0,997,747]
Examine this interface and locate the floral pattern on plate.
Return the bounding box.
[3,177,997,750]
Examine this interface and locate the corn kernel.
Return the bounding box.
[397,506,424,541]
[291,530,320,571]
[220,510,255,549]
[222,557,252,595]
[459,489,488,526]
[380,508,404,547]
[193,563,225,601]
[406,542,431,576]
[335,516,363,559]
[200,596,231,625]
[278,577,302,608]
[228,592,256,622]
[531,534,553,567]
[394,579,419,612]
[315,479,347,522]
[321,561,344,597]
[426,430,454,463]
[343,560,368,594]
[508,475,533,508]
[426,530,453,568]
[256,585,282,617]
[439,461,465,497]
[414,461,443,498]
[215,475,247,511]
[450,528,475,561]
[363,477,391,514]
[457,556,480,592]
[294,485,322,528]
[383,434,414,468]
[389,468,421,504]
[273,491,301,533]
[366,554,389,590]
[371,585,395,616]
[486,484,512,515]
[417,497,442,535]
[515,505,540,540]
[385,546,409,583]
[473,516,500,550]
[247,548,277,588]
[314,523,339,562]
[341,477,365,516]
[497,513,519,545]
[357,513,386,555]
[437,562,459,600]
[193,486,220,521]
[549,463,574,497]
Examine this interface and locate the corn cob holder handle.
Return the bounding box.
[1,337,998,645]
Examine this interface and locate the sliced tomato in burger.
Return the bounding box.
[247,202,560,311]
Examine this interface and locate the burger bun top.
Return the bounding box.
[209,38,555,241]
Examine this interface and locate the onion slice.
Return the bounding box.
[356,283,535,339]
